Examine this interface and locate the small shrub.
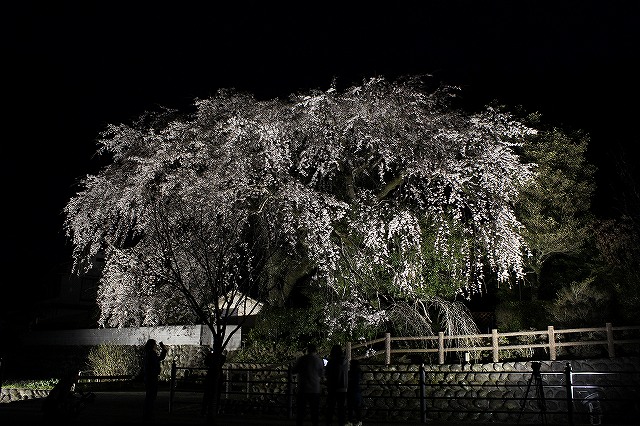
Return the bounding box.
[86,344,141,376]
[495,300,549,331]
[233,304,331,363]
[229,340,299,364]
[497,333,539,361]
[548,278,611,328]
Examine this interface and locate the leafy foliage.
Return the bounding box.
[593,216,640,323]
[494,300,550,331]
[588,146,640,324]
[547,278,611,328]
[232,303,329,363]
[515,125,597,299]
[86,344,141,377]
[1,379,59,390]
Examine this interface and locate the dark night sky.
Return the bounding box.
[3,2,639,313]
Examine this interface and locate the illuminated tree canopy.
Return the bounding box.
[64,76,537,344]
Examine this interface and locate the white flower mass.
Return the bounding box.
[64,76,536,330]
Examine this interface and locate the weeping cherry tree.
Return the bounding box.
[64,76,537,371]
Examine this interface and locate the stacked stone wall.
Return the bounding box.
[3,357,639,424]
[217,357,640,424]
[353,357,640,423]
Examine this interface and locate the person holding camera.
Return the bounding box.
[142,338,167,422]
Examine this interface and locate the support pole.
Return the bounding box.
[420,364,427,423]
[565,362,574,425]
[169,360,177,413]
[287,364,294,419]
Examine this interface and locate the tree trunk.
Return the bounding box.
[205,350,225,424]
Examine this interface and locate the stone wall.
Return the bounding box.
[4,356,639,424]
[356,357,640,424]
[212,357,640,424]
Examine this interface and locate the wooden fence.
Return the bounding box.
[346,322,640,365]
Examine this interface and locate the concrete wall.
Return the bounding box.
[21,325,241,350]
[2,325,240,379]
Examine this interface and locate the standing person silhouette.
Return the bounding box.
[325,344,348,426]
[142,338,167,423]
[346,359,363,426]
[292,343,324,426]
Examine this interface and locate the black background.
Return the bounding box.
[3,2,639,312]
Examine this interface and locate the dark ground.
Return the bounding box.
[0,389,575,426]
[0,390,430,425]
[0,389,628,425]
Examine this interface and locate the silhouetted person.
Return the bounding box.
[42,369,95,419]
[142,338,167,423]
[325,344,348,426]
[202,347,227,419]
[346,359,363,426]
[292,343,324,426]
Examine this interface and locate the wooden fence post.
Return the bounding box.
[385,333,391,365]
[491,329,499,362]
[548,326,556,361]
[438,332,444,365]
[606,322,615,358]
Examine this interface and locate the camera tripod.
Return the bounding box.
[517,361,547,424]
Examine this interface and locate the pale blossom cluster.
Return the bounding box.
[64,76,537,332]
[322,298,387,339]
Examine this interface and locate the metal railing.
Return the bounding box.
[74,371,136,391]
[168,360,640,424]
[169,362,292,416]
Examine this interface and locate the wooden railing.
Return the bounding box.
[346,323,640,365]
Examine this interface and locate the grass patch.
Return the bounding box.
[1,378,58,390]
[2,377,142,392]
